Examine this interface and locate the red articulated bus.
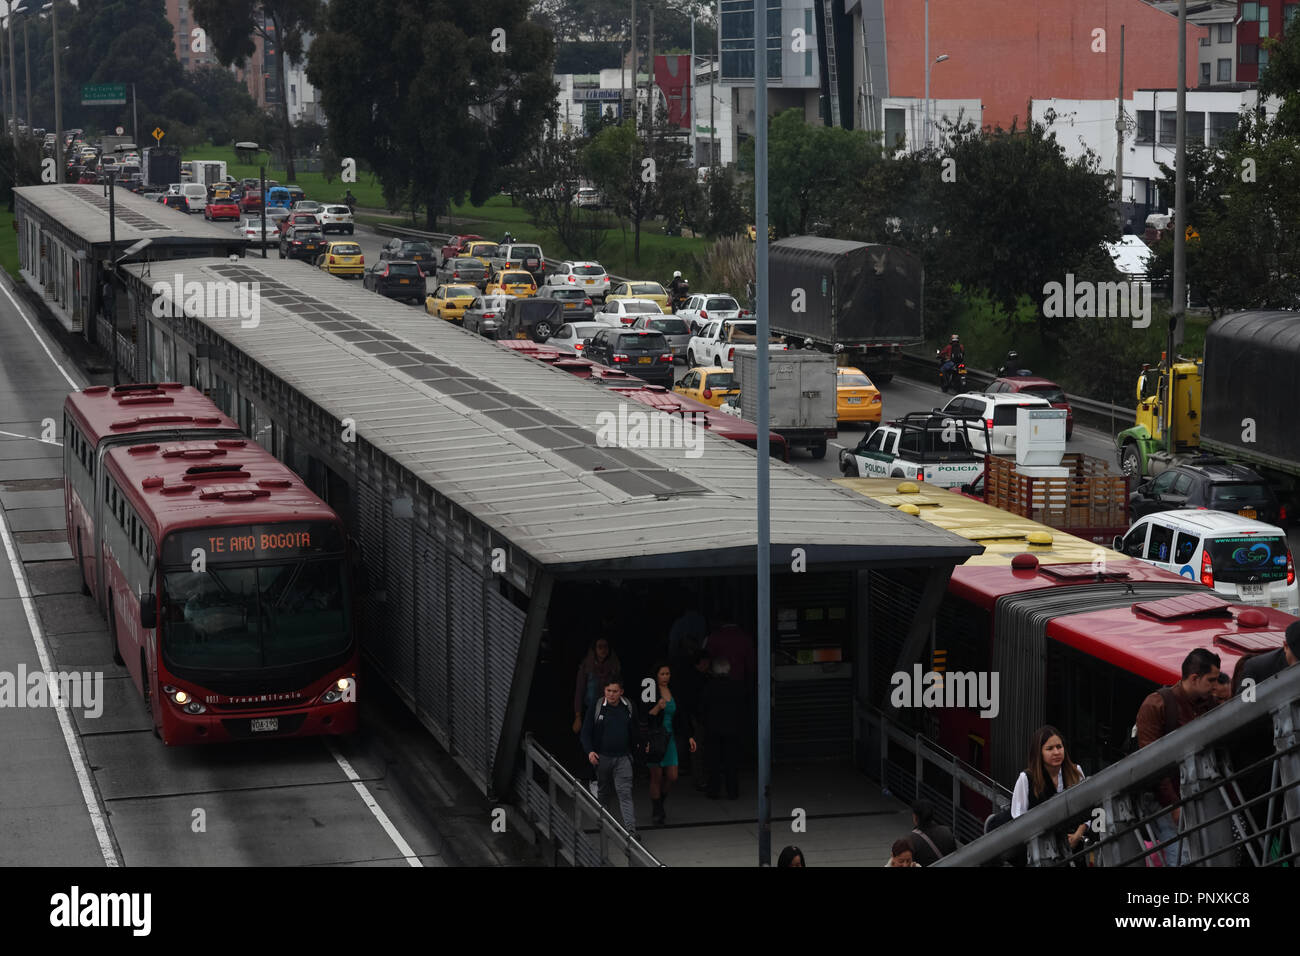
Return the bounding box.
[63,383,241,613]
[843,479,1294,794]
[98,437,359,744]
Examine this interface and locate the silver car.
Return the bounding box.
[462,293,513,339]
[630,315,692,362]
[544,321,608,357]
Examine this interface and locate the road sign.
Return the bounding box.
[81,83,126,106]
[1186,226,1200,241]
[152,127,165,144]
[115,126,124,135]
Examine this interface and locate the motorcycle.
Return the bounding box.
[938,358,968,393]
[668,278,690,312]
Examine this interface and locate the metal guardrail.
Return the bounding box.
[517,734,663,867]
[938,663,1300,866]
[858,701,1011,845]
[899,351,1135,437]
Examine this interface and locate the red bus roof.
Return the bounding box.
[948,559,1191,609]
[1048,602,1292,685]
[103,438,338,544]
[64,383,239,447]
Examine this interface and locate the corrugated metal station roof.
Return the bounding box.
[16,184,246,246]
[121,257,983,574]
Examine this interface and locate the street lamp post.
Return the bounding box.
[42,1,60,182]
[6,3,16,141]
[926,54,949,150]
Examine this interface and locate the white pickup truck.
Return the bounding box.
[838,413,986,488]
[686,319,786,368]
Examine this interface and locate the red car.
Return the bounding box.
[986,376,1074,439]
[440,233,483,264]
[239,189,263,213]
[204,199,241,221]
[277,211,320,236]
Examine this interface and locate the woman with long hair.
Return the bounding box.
[1011,724,1089,856]
[647,661,697,825]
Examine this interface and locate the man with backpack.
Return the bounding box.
[908,798,958,866]
[1135,647,1221,866]
[581,677,642,839]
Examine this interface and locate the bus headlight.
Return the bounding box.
[320,677,355,703]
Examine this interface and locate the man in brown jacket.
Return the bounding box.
[1135,647,1221,866]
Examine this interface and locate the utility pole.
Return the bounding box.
[753,0,772,869]
[1173,0,1186,349]
[626,0,631,134]
[108,169,118,385]
[22,13,29,129]
[923,0,929,150]
[1115,24,1125,231]
[7,4,16,141]
[647,0,655,141]
[690,12,696,166]
[52,0,62,183]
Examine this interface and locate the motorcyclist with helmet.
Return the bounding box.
[936,334,966,392]
[997,349,1027,378]
[668,270,690,311]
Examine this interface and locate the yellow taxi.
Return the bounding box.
[486,270,537,297]
[426,283,480,322]
[316,240,364,277]
[212,184,233,201]
[464,240,500,267]
[836,366,882,424]
[673,367,740,408]
[606,280,670,311]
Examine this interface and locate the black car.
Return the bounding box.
[279,225,326,262]
[363,259,426,304]
[501,298,565,343]
[1129,457,1281,524]
[537,285,595,321]
[162,194,190,213]
[583,329,675,386]
[380,238,436,272]
[436,256,488,288]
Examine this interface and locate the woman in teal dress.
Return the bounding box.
[648,662,697,826]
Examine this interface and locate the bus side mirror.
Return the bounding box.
[1112,537,1123,552]
[140,596,157,629]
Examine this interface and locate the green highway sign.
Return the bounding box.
[81,84,126,106]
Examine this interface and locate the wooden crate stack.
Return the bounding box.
[986,453,1128,531]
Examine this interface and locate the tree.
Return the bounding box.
[766,108,880,235]
[307,0,556,229]
[507,124,605,258]
[190,0,321,180]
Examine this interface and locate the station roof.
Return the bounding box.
[15,184,246,247]
[120,257,984,575]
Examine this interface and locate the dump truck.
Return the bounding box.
[733,350,837,459]
[1115,310,1300,521]
[768,236,924,384]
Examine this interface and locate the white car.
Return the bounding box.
[597,297,664,327]
[543,321,609,356]
[571,187,601,208]
[292,200,323,216]
[317,204,355,235]
[676,293,742,333]
[935,392,1054,455]
[1116,509,1299,614]
[546,261,610,298]
[235,218,276,245]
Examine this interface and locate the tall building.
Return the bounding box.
[165,0,222,71]
[720,0,823,149]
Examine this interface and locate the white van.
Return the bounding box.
[1115,509,1298,614]
[180,182,208,212]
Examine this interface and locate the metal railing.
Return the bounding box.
[899,351,1134,435]
[857,701,1011,845]
[938,664,1300,866]
[516,734,663,867]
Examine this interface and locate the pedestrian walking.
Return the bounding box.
[777,845,806,867]
[701,657,743,799]
[1135,648,1221,866]
[885,838,920,867]
[1011,725,1089,863]
[580,678,642,838]
[908,798,958,866]
[646,663,697,825]
[573,637,621,794]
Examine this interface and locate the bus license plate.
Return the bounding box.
[1239,508,1256,519]
[250,718,279,733]
[638,356,653,364]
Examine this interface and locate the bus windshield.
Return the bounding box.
[161,559,350,671]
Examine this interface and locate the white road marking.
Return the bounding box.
[0,429,62,446]
[0,281,82,390]
[326,740,428,867]
[0,506,119,866]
